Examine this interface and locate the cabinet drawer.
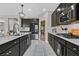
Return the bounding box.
[0,38,19,54]
[0,44,19,56]
[67,48,79,56]
[67,42,79,54]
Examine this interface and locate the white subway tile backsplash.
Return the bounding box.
[51,23,79,33]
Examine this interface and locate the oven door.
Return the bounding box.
[54,39,66,56]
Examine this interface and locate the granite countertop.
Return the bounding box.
[48,31,79,46]
[0,32,31,45]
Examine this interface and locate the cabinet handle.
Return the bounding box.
[73,48,77,50]
[6,53,9,55]
[9,51,12,53]
[14,42,17,44]
[6,51,12,55]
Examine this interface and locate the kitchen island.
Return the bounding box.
[0,32,31,56]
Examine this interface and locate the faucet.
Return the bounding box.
[61,26,68,31]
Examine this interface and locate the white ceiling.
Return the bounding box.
[0,3,59,18]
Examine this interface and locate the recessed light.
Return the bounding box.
[71,5,74,10]
[28,8,32,11]
[57,8,61,12]
[43,8,47,12]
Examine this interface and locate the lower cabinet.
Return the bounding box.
[54,36,66,56]
[0,44,19,56]
[27,35,31,47]
[0,34,31,56]
[20,40,25,56]
[48,33,54,50]
[66,42,79,56]
[67,48,79,56]
[48,33,79,56]
[20,35,31,56]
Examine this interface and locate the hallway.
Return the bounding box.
[23,40,56,56]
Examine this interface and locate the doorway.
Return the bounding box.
[40,20,45,41]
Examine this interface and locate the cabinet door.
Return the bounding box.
[24,39,27,51]
[48,33,52,46]
[0,44,19,56]
[51,11,57,26]
[54,36,66,56]
[0,38,19,54]
[27,35,31,47]
[51,35,54,50]
[67,48,79,56]
[20,41,25,56]
[24,36,28,52]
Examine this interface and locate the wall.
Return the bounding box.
[51,23,79,34]
[0,18,8,33]
[0,17,19,34]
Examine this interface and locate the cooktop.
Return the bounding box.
[56,33,79,39]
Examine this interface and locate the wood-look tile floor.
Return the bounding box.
[23,40,56,56]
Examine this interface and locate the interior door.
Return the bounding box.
[40,21,45,41]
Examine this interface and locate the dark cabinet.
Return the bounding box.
[26,35,31,48]
[51,3,75,26]
[20,40,25,56]
[48,33,52,46]
[0,44,19,56]
[20,35,26,56]
[51,11,57,26]
[0,38,19,54]
[67,48,78,56]
[48,33,79,56]
[48,33,55,50]
[54,36,66,56]
[48,33,66,56]
[20,35,31,56]
[0,34,31,56]
[66,42,79,56]
[0,38,19,56]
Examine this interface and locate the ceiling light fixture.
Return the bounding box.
[71,5,74,10]
[19,4,25,18]
[57,8,61,12]
[28,8,32,11]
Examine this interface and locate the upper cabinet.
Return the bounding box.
[51,3,79,26]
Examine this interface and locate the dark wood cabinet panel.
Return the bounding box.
[54,36,66,56]
[67,48,79,56]
[20,41,25,56]
[66,41,79,55]
[48,33,58,53]
[0,34,31,56]
[51,3,75,26]
[48,33,79,56]
[20,35,31,56]
[0,44,19,56]
[51,11,57,26]
[0,38,19,54]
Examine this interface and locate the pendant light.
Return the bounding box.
[19,4,25,18]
